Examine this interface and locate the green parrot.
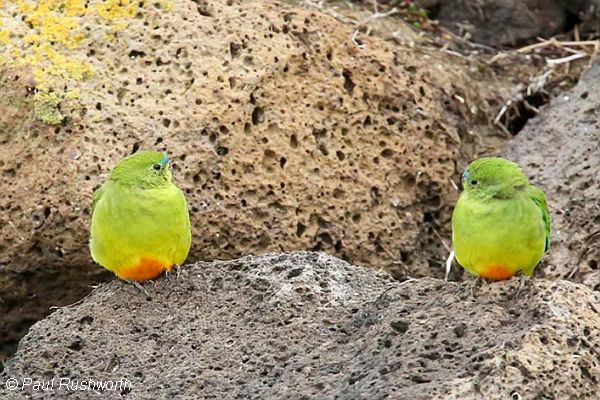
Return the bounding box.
[451,157,551,280]
[90,151,191,281]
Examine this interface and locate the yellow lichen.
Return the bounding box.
[96,0,138,20]
[16,1,35,14]
[29,15,83,48]
[4,0,94,94]
[23,33,40,44]
[64,89,80,100]
[0,29,9,45]
[33,91,64,125]
[101,32,116,42]
[9,47,23,59]
[35,44,95,82]
[159,0,175,11]
[64,0,86,16]
[0,0,169,124]
[112,21,129,32]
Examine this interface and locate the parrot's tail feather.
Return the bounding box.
[116,258,172,282]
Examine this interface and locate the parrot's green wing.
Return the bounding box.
[527,184,551,252]
[92,185,104,213]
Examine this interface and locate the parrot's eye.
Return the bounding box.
[470,180,479,185]
[152,164,161,171]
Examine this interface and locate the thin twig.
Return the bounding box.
[443,28,496,52]
[49,285,102,310]
[566,230,600,279]
[349,5,400,49]
[516,38,600,54]
[493,101,510,125]
[445,250,454,282]
[356,7,400,28]
[547,52,587,65]
[432,228,451,253]
[351,29,364,48]
[494,121,513,137]
[589,41,600,68]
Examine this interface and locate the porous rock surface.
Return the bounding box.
[0,0,473,356]
[2,252,599,399]
[506,59,600,287]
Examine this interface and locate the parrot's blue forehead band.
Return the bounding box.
[160,153,170,167]
[462,170,470,180]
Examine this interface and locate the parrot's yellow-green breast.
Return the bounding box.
[451,157,551,280]
[90,151,191,282]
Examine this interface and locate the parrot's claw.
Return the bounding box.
[512,275,530,299]
[165,265,181,279]
[129,281,150,298]
[467,277,483,297]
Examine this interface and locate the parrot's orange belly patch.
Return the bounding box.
[479,265,515,281]
[116,258,172,282]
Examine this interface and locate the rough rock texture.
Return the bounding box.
[0,0,466,275]
[415,0,568,46]
[567,0,600,33]
[2,252,600,399]
[0,0,485,357]
[506,60,600,287]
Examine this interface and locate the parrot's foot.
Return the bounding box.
[467,277,483,297]
[128,280,150,298]
[165,265,182,279]
[512,275,531,299]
